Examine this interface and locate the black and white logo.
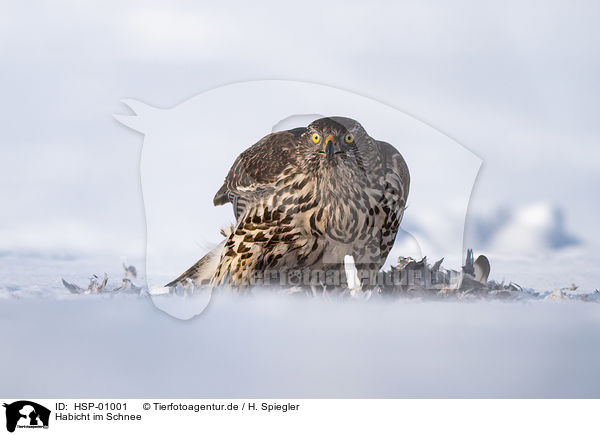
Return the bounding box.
[3,401,50,433]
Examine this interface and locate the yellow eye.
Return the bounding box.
[344,133,354,143]
[311,133,321,144]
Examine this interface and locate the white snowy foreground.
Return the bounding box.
[2,293,600,398]
[1,252,599,398]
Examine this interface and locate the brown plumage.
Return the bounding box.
[168,116,409,290]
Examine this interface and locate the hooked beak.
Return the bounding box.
[324,136,336,162]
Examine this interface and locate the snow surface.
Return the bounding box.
[1,291,600,398]
[1,252,599,398]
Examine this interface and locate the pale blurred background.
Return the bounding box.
[0,0,599,290]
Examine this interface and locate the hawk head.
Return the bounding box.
[300,117,373,169]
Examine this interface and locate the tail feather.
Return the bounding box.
[165,226,232,287]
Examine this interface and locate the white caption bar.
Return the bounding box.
[1,399,598,435]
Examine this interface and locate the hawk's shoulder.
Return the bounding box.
[214,128,306,209]
[374,140,410,201]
